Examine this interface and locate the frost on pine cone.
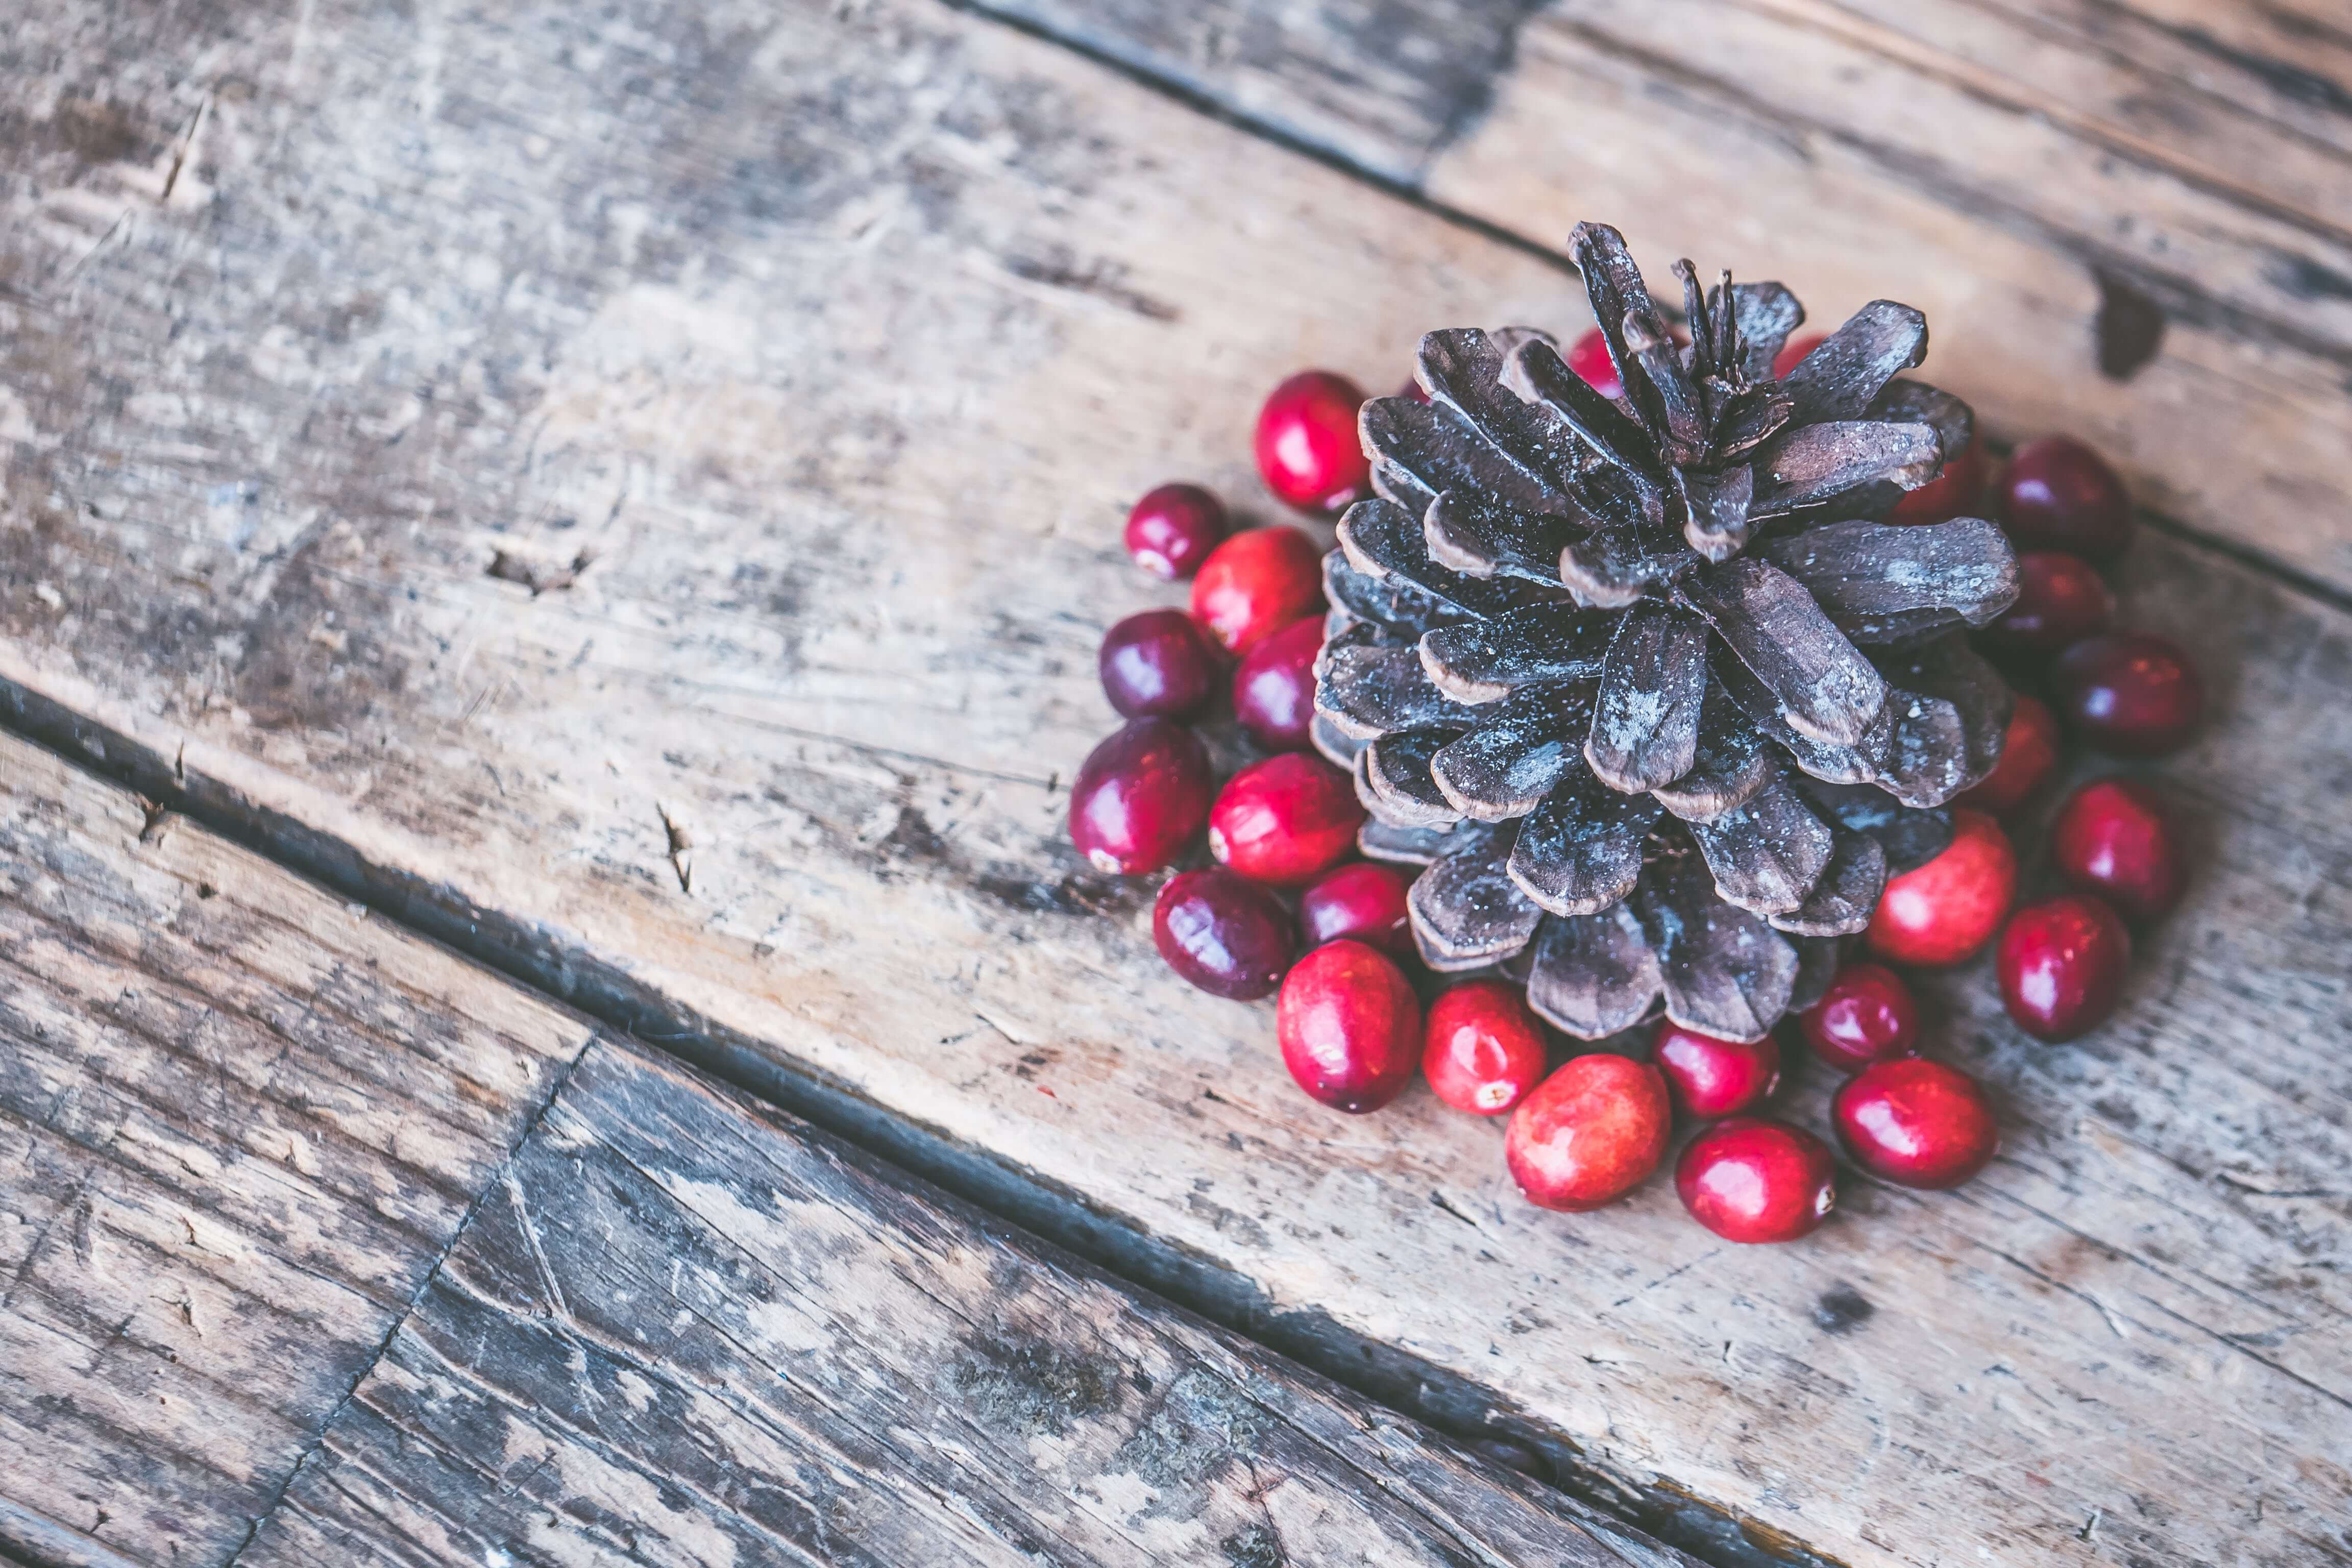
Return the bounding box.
[1312,223,2020,1044]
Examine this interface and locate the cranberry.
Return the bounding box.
[1650,1020,1781,1119]
[1191,526,1326,656]
[1567,328,1624,400]
[1798,963,1919,1073]
[1865,807,2016,966]
[1298,861,1412,958]
[1956,693,2060,814]
[1099,608,1221,720]
[1124,483,1228,580]
[1209,752,1365,886]
[1153,868,1296,1001]
[1999,894,2132,1042]
[2052,632,2204,757]
[2051,778,2185,923]
[1506,1054,1672,1212]
[1277,940,1422,1113]
[1888,438,1988,526]
[1833,1058,1999,1189]
[1067,718,1212,876]
[1978,552,2112,662]
[1676,1117,1837,1243]
[1997,436,2133,559]
[1771,332,1827,380]
[1232,615,1324,751]
[1423,981,1550,1116]
[1255,371,1371,514]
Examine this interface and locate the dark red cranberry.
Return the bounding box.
[1999,894,2132,1042]
[1232,615,1324,751]
[1957,693,2060,814]
[1833,1059,1999,1189]
[1099,608,1220,720]
[1208,752,1364,886]
[1676,1118,1837,1243]
[1888,438,1988,526]
[1277,940,1422,1112]
[1772,332,1827,379]
[1507,1054,1671,1212]
[1979,552,2113,662]
[1566,328,1623,400]
[2052,632,2204,757]
[1152,868,1296,1000]
[1297,861,1412,958]
[1191,526,1326,656]
[1255,371,1370,514]
[1423,981,1550,1116]
[1650,1020,1780,1119]
[2051,778,2185,923]
[1998,436,2133,559]
[1123,483,1228,580]
[1865,807,2016,966]
[1799,963,1919,1074]
[1067,718,1212,876]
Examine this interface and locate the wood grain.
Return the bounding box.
[248,1039,1687,1568]
[2,1,2348,1565]
[0,728,591,1565]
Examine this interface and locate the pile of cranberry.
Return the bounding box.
[1067,334,2200,1246]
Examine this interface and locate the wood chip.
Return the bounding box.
[1505,767,1661,916]
[1679,557,1886,745]
[1631,853,1800,1044]
[1418,604,1613,704]
[1687,772,1835,915]
[1768,828,1887,936]
[1776,299,1929,424]
[1523,906,1663,1039]
[1431,685,1593,820]
[1585,600,1709,792]
[1408,825,1542,964]
[1758,517,2020,643]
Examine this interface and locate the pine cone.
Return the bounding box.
[1312,222,2019,1043]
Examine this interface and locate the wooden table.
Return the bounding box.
[2,3,2345,1564]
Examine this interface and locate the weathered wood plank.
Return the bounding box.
[981,0,2352,592]
[0,728,591,1565]
[246,1039,1686,1568]
[2,2,2349,1565]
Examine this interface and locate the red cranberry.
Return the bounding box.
[1956,693,2060,814]
[1979,552,2113,662]
[1798,963,1919,1073]
[1232,615,1324,751]
[1506,1054,1671,1212]
[2051,778,2185,923]
[1676,1117,1837,1243]
[1888,438,1988,526]
[1998,436,2133,559]
[1866,807,2016,966]
[1999,894,2132,1042]
[1255,371,1370,514]
[1423,981,1550,1116]
[1650,1020,1781,1119]
[1833,1058,1998,1189]
[1567,328,1624,400]
[1152,868,1296,1000]
[2052,632,2204,757]
[1277,940,1422,1113]
[1191,526,1326,656]
[1124,483,1228,580]
[1209,752,1365,886]
[1100,608,1221,720]
[1068,718,1212,876]
[1772,332,1827,379]
[1297,861,1412,958]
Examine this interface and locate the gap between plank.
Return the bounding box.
[0,677,1824,1568]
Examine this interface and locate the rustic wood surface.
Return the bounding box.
[2,0,2349,1565]
[0,728,592,1564]
[0,731,1690,1568]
